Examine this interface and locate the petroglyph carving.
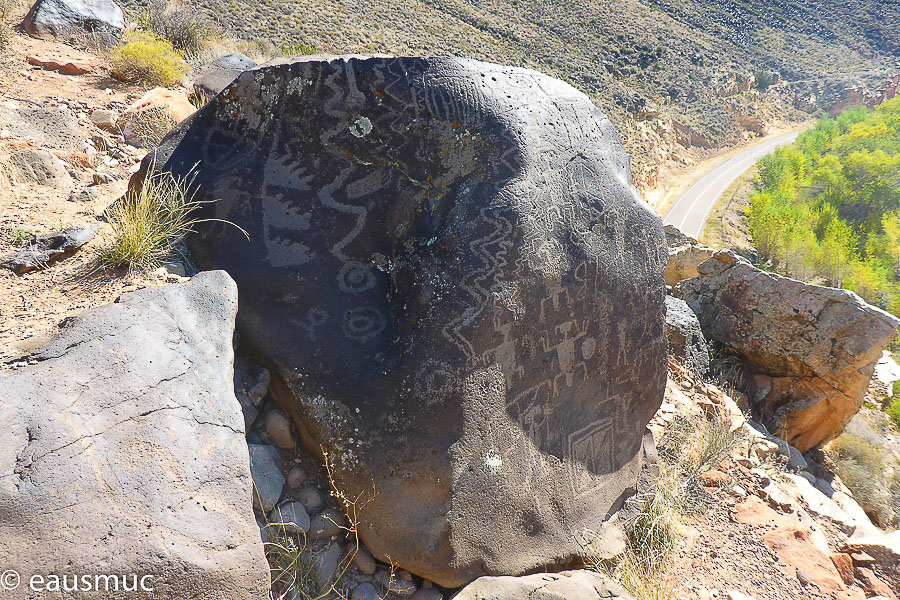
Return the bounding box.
[138,55,668,587]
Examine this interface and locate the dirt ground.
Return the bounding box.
[0,17,175,363]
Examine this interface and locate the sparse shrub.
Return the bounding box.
[111,30,188,86]
[888,395,900,429]
[0,0,17,50]
[98,166,204,270]
[826,434,899,527]
[137,0,220,56]
[260,452,383,600]
[754,70,773,91]
[119,106,176,148]
[281,41,319,56]
[263,528,333,600]
[590,409,742,599]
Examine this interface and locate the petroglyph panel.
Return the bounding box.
[142,56,668,587]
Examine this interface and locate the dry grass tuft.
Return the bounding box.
[590,408,743,600]
[97,164,245,271]
[119,106,177,148]
[826,433,900,528]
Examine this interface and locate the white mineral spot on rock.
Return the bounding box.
[484,451,502,471]
[350,116,373,137]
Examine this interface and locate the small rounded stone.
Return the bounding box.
[352,546,377,575]
[352,582,381,600]
[409,589,443,600]
[265,409,296,450]
[298,486,325,513]
[287,466,307,489]
[310,508,346,540]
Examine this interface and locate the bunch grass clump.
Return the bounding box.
[111,30,188,86]
[97,166,228,270]
[119,106,176,148]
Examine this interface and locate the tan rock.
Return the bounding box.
[831,553,855,585]
[26,48,101,75]
[855,567,897,600]
[126,88,196,124]
[764,526,845,595]
[664,225,714,286]
[845,530,900,592]
[699,470,732,486]
[675,250,900,451]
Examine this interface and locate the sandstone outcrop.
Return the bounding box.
[0,271,270,599]
[676,250,900,451]
[135,56,668,586]
[664,224,714,286]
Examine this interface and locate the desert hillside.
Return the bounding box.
[118,0,900,194]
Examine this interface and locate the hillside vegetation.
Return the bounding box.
[746,99,900,316]
[119,0,900,190]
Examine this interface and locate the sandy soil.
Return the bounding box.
[0,19,169,363]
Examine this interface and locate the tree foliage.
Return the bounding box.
[747,99,900,316]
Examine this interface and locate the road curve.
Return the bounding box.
[663,129,805,238]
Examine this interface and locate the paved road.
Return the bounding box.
[663,130,805,238]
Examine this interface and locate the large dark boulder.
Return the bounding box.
[22,0,124,41]
[135,56,668,586]
[0,271,270,599]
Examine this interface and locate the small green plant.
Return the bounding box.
[136,0,221,56]
[754,70,774,91]
[0,226,32,247]
[281,41,319,56]
[887,394,900,429]
[111,30,188,86]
